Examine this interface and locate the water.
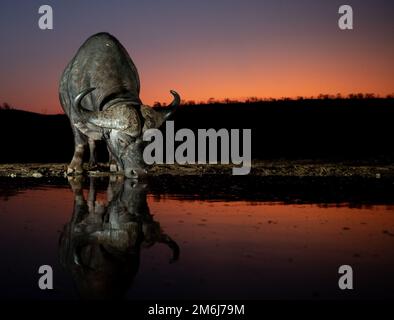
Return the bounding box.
[0,177,393,300]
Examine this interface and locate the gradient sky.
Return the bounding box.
[0,0,393,113]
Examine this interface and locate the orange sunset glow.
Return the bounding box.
[0,1,393,113]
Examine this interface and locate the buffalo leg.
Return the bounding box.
[108,146,120,172]
[88,138,97,168]
[67,126,87,175]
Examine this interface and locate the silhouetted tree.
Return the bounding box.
[2,102,11,110]
[365,93,375,99]
[186,100,196,106]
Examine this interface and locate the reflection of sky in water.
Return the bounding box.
[0,185,393,299]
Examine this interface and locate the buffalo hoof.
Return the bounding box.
[67,166,83,175]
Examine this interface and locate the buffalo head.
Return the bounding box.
[73,88,180,178]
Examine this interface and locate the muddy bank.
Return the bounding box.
[0,161,393,178]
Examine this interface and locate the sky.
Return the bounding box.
[0,0,393,114]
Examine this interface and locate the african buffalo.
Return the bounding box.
[59,32,180,178]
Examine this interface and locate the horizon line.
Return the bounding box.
[1,92,394,115]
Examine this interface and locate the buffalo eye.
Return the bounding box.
[118,136,135,147]
[118,138,128,147]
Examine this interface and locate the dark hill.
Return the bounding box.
[0,109,73,162]
[1,97,393,163]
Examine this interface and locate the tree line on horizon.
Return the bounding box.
[155,93,394,106]
[1,92,393,111]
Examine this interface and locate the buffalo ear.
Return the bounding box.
[140,105,161,132]
[74,122,104,140]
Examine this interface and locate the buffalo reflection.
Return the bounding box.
[59,176,179,299]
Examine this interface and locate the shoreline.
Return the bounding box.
[0,161,393,178]
[1,162,394,204]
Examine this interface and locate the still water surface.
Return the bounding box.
[0,177,393,299]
